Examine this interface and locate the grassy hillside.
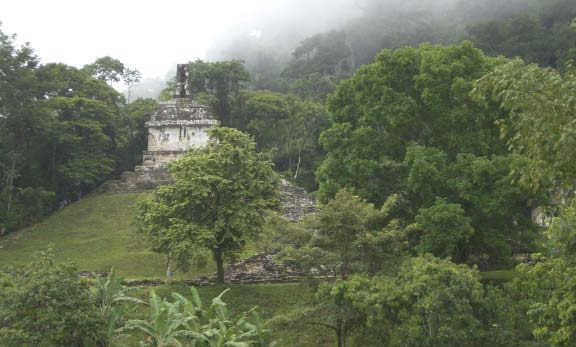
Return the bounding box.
[0,193,215,279]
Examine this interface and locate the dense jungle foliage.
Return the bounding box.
[2,0,576,345]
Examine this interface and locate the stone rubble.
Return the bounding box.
[279,179,316,222]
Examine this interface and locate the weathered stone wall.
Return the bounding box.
[91,168,172,195]
[140,151,187,170]
[147,125,211,152]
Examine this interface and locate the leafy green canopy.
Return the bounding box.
[409,197,473,260]
[137,127,280,283]
[314,255,488,347]
[472,58,576,189]
[0,249,102,347]
[316,42,541,260]
[317,42,507,204]
[232,89,329,190]
[0,25,154,232]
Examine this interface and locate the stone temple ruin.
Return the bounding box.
[95,63,315,221]
[95,65,218,193]
[92,65,317,284]
[139,64,218,170]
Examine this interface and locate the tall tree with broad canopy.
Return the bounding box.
[317,41,507,205]
[136,127,280,282]
[315,42,543,262]
[340,255,486,347]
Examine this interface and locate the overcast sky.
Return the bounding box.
[1,0,283,80]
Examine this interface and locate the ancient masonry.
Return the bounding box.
[94,65,316,224]
[139,64,218,170]
[94,64,218,193]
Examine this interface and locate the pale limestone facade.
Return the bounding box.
[140,99,218,169]
[138,64,218,170]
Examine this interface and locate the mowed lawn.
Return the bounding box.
[0,193,215,279]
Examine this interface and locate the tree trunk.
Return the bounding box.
[127,86,132,104]
[293,154,302,181]
[336,318,344,347]
[5,155,17,213]
[166,254,173,281]
[214,248,225,284]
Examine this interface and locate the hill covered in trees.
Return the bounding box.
[2,0,576,346]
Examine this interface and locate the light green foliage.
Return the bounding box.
[343,255,485,347]
[233,90,329,190]
[309,189,374,279]
[159,283,322,345]
[275,190,406,279]
[93,269,145,347]
[0,248,102,347]
[137,127,280,282]
[493,201,576,347]
[410,198,474,260]
[547,202,576,260]
[472,58,576,188]
[506,256,576,347]
[124,288,275,347]
[357,218,407,276]
[258,213,326,273]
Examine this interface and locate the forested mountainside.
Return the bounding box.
[2,0,576,346]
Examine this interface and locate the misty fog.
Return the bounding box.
[200,0,545,92]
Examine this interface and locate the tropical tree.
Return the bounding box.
[472,58,576,189]
[307,189,374,280]
[344,255,486,347]
[123,288,275,347]
[92,269,145,347]
[317,41,507,205]
[0,248,102,347]
[136,127,280,282]
[409,198,474,261]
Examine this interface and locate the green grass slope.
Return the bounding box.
[0,193,214,279]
